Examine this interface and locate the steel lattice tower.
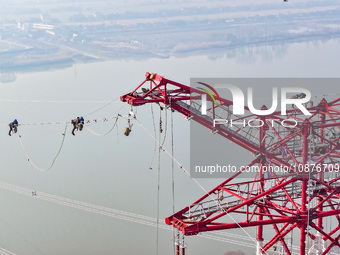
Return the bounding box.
[121,73,340,255]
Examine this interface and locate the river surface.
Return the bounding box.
[0,39,340,255]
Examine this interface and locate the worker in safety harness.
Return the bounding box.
[78,116,84,131]
[291,93,308,109]
[71,116,84,136]
[291,93,306,99]
[8,119,18,136]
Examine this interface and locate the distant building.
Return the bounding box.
[32,23,54,30]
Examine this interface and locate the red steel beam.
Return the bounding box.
[121,73,340,254]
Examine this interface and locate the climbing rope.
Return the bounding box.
[148,104,157,170]
[17,123,68,172]
[161,105,168,146]
[115,118,119,144]
[156,107,162,255]
[171,106,176,255]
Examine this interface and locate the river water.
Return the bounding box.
[0,39,340,255]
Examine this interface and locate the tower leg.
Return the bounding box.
[175,232,180,255]
[300,120,309,255]
[300,178,307,255]
[181,235,185,255]
[256,240,263,255]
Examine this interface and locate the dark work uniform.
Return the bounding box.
[9,119,18,136]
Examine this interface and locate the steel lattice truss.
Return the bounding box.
[121,73,340,255]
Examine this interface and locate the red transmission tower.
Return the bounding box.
[121,72,340,255]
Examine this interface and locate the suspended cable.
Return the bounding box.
[84,85,137,117]
[0,181,157,222]
[0,121,67,127]
[0,181,167,229]
[84,116,119,136]
[84,98,120,117]
[0,246,16,255]
[0,85,134,128]
[0,115,120,127]
[0,180,260,249]
[17,123,68,172]
[213,230,300,252]
[3,114,134,172]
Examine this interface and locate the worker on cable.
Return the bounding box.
[291,93,308,109]
[71,117,79,136]
[78,116,84,131]
[71,116,85,136]
[8,119,18,136]
[291,93,306,99]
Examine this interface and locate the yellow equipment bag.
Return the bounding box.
[124,127,131,136]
